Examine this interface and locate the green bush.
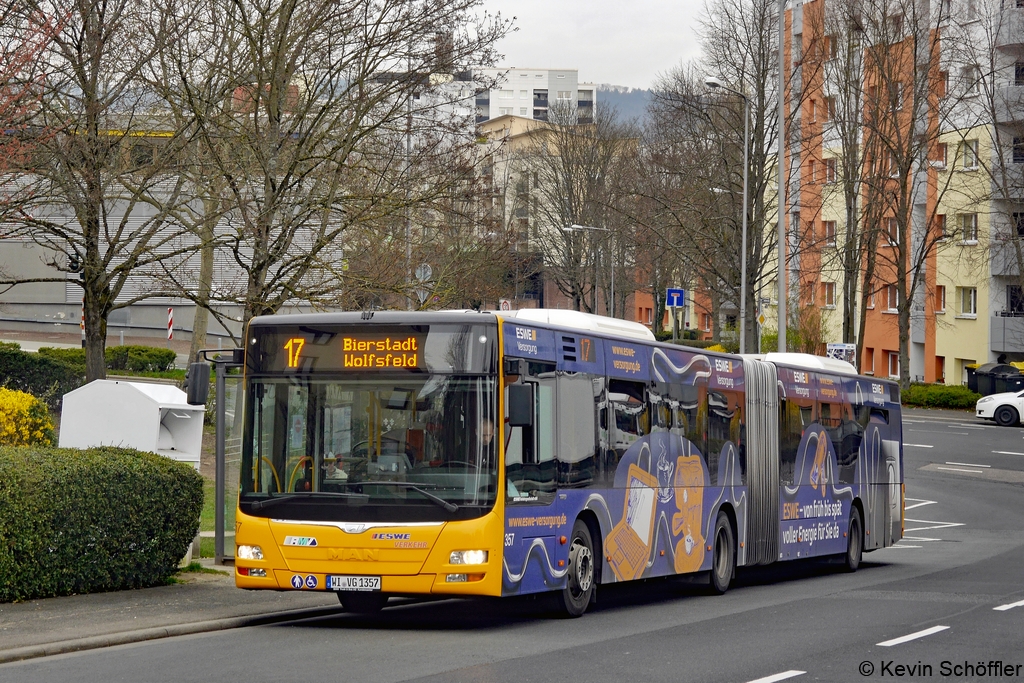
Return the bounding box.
[38,345,178,373]
[0,348,85,411]
[0,342,20,351]
[903,383,981,410]
[0,446,203,602]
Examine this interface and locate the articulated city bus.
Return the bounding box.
[234,309,904,616]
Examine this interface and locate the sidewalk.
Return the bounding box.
[0,561,342,664]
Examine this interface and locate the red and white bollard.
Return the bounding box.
[167,307,174,346]
[80,299,85,348]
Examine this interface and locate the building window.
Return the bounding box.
[499,90,514,99]
[823,282,836,308]
[519,107,527,115]
[809,98,817,122]
[519,90,528,99]
[556,91,572,100]
[958,286,977,316]
[888,352,900,379]
[825,158,837,183]
[886,217,900,245]
[823,220,837,246]
[935,213,948,239]
[967,0,978,20]
[499,107,513,115]
[935,285,946,313]
[961,139,979,169]
[702,313,712,332]
[865,347,875,374]
[825,96,836,120]
[888,152,899,177]
[937,71,949,98]
[1016,62,1024,87]
[1008,285,1024,314]
[825,34,838,60]
[867,285,876,309]
[1014,212,1024,237]
[890,81,903,111]
[1014,138,1024,164]
[960,213,978,242]
[808,159,817,183]
[962,66,980,95]
[886,284,900,312]
[933,142,947,168]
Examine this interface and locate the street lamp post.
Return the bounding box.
[705,76,750,353]
[562,224,614,317]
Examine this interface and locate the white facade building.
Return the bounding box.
[474,68,596,124]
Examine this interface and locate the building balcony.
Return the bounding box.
[577,100,593,109]
[533,109,548,121]
[994,85,1024,124]
[475,98,489,106]
[991,313,1024,353]
[997,7,1024,48]
[533,98,548,108]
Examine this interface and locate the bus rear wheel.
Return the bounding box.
[558,519,595,617]
[339,592,388,614]
[844,507,863,572]
[709,510,735,594]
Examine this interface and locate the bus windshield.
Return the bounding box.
[241,374,498,520]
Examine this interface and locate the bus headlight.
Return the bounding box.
[449,550,488,565]
[237,545,264,560]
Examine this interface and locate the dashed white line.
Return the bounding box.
[936,466,984,474]
[904,498,936,511]
[993,451,1024,456]
[904,519,964,532]
[945,462,991,468]
[905,444,934,448]
[994,599,1024,612]
[746,671,806,683]
[877,625,950,647]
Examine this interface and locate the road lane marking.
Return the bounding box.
[936,466,984,473]
[904,519,964,532]
[746,671,806,683]
[953,424,988,429]
[993,451,1024,456]
[905,444,934,448]
[877,625,950,647]
[887,544,923,548]
[994,599,1024,612]
[945,462,991,468]
[904,498,936,511]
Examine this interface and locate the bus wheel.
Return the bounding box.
[709,511,735,595]
[844,507,863,572]
[558,519,595,617]
[995,405,1019,427]
[339,592,388,614]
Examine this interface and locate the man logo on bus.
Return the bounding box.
[515,327,537,341]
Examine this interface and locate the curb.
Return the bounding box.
[0,604,346,665]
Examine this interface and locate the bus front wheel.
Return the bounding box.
[339,592,388,614]
[558,519,595,617]
[844,507,863,572]
[709,511,735,594]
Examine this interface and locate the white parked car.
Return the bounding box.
[976,391,1024,426]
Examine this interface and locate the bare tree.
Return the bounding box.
[162,0,509,333]
[1,0,195,380]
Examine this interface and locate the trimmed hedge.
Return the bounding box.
[0,348,85,411]
[0,446,203,602]
[902,383,982,410]
[37,345,178,373]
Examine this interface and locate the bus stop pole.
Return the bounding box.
[215,360,226,564]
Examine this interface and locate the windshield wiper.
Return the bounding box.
[249,491,366,511]
[332,480,460,512]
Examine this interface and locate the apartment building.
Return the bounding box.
[474,68,596,124]
[772,0,1024,383]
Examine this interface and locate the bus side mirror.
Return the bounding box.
[184,362,212,405]
[507,384,533,427]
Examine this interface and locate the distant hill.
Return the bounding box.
[597,85,652,125]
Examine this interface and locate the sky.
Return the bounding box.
[478,0,705,90]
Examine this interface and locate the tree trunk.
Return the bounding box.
[83,288,107,382]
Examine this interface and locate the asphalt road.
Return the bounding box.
[4,408,1023,683]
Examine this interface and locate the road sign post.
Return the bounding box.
[666,288,686,343]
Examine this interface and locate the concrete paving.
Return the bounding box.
[0,561,342,663]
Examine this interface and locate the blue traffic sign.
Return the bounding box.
[666,288,686,308]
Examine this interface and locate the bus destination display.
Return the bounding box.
[255,328,426,373]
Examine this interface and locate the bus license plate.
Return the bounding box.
[327,575,381,592]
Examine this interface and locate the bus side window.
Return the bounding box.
[556,372,599,489]
[678,381,705,456]
[505,370,557,502]
[609,379,648,463]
